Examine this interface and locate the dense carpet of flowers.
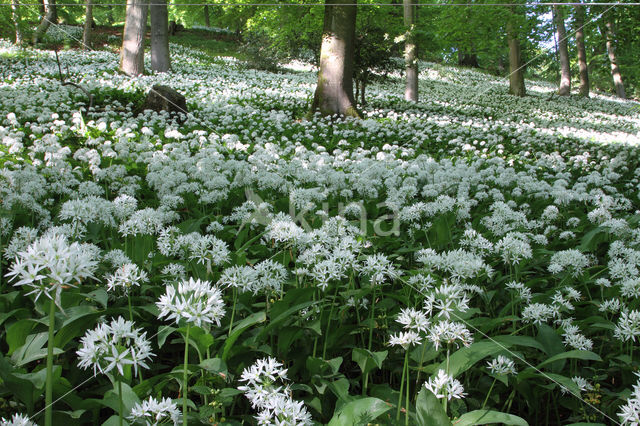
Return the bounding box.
[0,38,639,425]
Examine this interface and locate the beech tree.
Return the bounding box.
[310,0,360,118]
[574,2,589,97]
[604,16,626,99]
[151,0,171,72]
[120,0,148,76]
[506,8,526,97]
[82,0,93,50]
[553,4,571,95]
[32,0,57,44]
[11,0,22,45]
[403,0,418,102]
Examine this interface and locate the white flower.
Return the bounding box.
[396,307,430,333]
[614,310,640,342]
[487,355,517,375]
[76,316,153,377]
[424,369,466,400]
[0,413,37,426]
[105,263,148,294]
[389,331,422,350]
[428,320,473,350]
[128,396,181,425]
[157,278,226,328]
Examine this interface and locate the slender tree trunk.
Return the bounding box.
[204,4,210,27]
[553,4,571,95]
[506,11,526,97]
[83,0,93,50]
[403,0,418,102]
[32,0,57,44]
[310,0,360,118]
[120,0,148,76]
[604,17,626,99]
[11,0,22,45]
[150,0,170,72]
[574,3,589,97]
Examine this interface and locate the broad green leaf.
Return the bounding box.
[536,324,565,373]
[199,358,228,379]
[454,410,528,426]
[102,415,130,426]
[536,372,580,395]
[415,388,451,426]
[6,319,37,354]
[11,332,63,366]
[493,335,546,353]
[102,382,140,414]
[537,350,602,369]
[435,340,513,378]
[221,311,266,361]
[327,397,392,426]
[157,325,176,347]
[352,348,387,375]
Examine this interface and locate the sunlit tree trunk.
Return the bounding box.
[11,0,22,45]
[574,3,589,97]
[204,4,210,27]
[82,0,93,50]
[403,0,418,102]
[32,0,57,44]
[506,10,526,97]
[604,17,626,99]
[310,0,360,118]
[553,4,571,95]
[150,0,170,72]
[120,0,148,76]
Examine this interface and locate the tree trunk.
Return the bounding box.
[403,0,418,102]
[120,0,148,76]
[458,52,479,68]
[604,17,626,99]
[32,0,57,44]
[82,0,93,50]
[11,0,22,45]
[310,0,360,118]
[553,5,571,95]
[506,13,526,97]
[150,0,170,72]
[574,3,589,97]
[204,4,210,27]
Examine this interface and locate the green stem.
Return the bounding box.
[405,350,410,426]
[363,286,377,395]
[415,342,427,388]
[45,297,56,426]
[481,377,497,410]
[118,380,123,426]
[183,323,191,426]
[228,288,237,337]
[127,293,133,322]
[397,350,408,422]
[322,284,340,360]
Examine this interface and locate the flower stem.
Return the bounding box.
[118,380,123,426]
[45,296,56,426]
[396,350,409,422]
[183,323,191,426]
[127,294,133,322]
[228,288,237,337]
[322,284,340,360]
[363,286,378,395]
[481,377,497,410]
[405,351,410,426]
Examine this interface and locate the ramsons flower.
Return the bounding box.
[128,396,181,425]
[157,278,225,327]
[424,369,466,401]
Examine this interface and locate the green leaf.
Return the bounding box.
[537,350,602,369]
[102,382,140,414]
[157,325,176,347]
[11,332,64,366]
[199,358,228,379]
[327,397,392,426]
[454,410,528,426]
[415,388,451,426]
[352,348,388,375]
[6,319,37,354]
[535,372,580,395]
[435,340,512,378]
[493,335,546,353]
[102,415,130,426]
[221,311,266,361]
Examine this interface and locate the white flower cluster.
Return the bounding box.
[619,373,640,425]
[128,396,181,426]
[76,316,154,377]
[157,277,226,328]
[424,369,466,401]
[238,357,312,426]
[106,263,149,294]
[0,413,37,426]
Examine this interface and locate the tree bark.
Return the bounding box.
[403,0,418,102]
[32,0,57,44]
[120,0,148,76]
[458,52,479,68]
[11,0,22,45]
[574,3,589,97]
[553,4,571,95]
[506,11,526,97]
[310,0,360,118]
[150,0,171,72]
[604,17,626,99]
[204,4,210,27]
[82,0,93,50]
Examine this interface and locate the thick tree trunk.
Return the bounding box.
[32,0,57,44]
[574,4,589,97]
[553,5,571,95]
[150,0,171,72]
[506,15,526,97]
[120,0,148,76]
[82,0,93,50]
[204,5,210,27]
[310,0,360,118]
[11,0,22,45]
[458,52,479,68]
[403,0,418,102]
[604,17,626,99]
